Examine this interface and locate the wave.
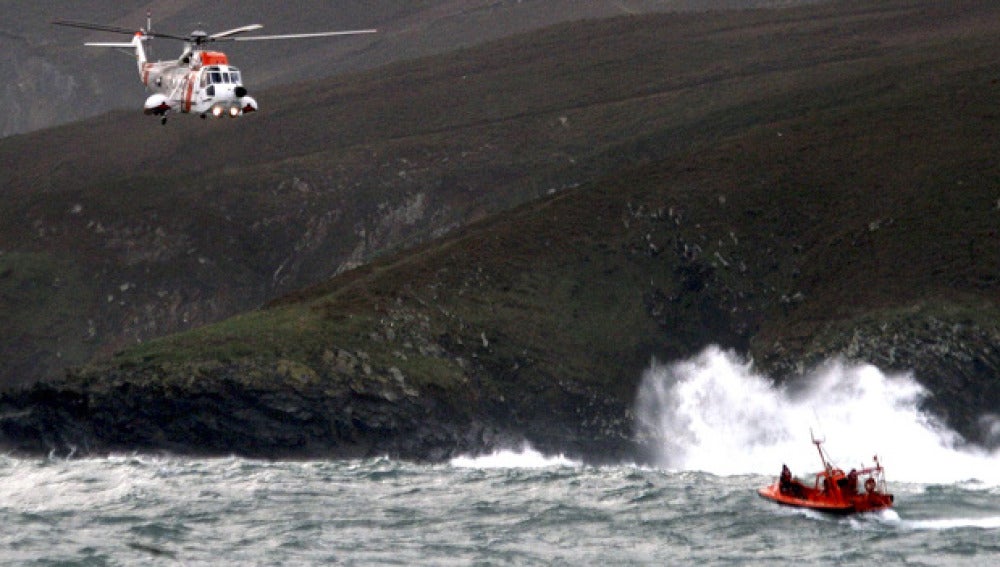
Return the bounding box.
[634,346,1000,484]
[449,446,580,469]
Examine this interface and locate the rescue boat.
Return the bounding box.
[757,435,894,515]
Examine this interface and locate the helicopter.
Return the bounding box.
[53,13,376,124]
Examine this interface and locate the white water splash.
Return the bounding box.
[635,346,1000,484]
[450,445,579,469]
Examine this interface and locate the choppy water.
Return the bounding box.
[3,347,999,565]
[2,454,1000,565]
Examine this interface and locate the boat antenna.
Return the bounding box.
[809,427,825,446]
[872,454,887,491]
[810,428,832,473]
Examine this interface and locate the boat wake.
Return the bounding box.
[787,506,1000,531]
[634,346,1000,484]
[896,516,1000,530]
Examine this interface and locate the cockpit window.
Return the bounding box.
[202,66,241,86]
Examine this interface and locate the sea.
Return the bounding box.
[2,346,999,565]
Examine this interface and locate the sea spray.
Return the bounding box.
[634,346,1000,483]
[450,446,579,469]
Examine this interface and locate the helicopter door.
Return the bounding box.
[201,70,215,98]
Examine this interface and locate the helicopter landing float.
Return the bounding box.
[53,14,376,124]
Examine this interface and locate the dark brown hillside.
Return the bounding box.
[2,0,822,136]
[1,0,999,460]
[4,0,942,388]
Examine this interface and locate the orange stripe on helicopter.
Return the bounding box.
[184,72,196,112]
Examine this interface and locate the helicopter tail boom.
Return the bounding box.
[85,33,148,72]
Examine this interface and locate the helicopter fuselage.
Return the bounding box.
[141,50,257,119]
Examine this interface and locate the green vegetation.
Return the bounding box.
[0,252,95,383]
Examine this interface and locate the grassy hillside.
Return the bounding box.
[5,0,996,390]
[1,0,998,459]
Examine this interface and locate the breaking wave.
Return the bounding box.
[450,446,580,469]
[635,346,1000,484]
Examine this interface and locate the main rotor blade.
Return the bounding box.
[210,24,264,40]
[53,19,375,43]
[52,19,190,42]
[230,29,377,41]
[52,19,138,35]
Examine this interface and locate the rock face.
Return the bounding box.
[1,308,996,463]
[0,356,635,463]
[756,311,1000,448]
[1,2,999,462]
[0,364,487,462]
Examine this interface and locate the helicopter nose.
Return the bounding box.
[235,86,248,98]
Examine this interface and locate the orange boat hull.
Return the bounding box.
[757,481,894,515]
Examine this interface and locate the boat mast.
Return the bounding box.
[811,429,833,474]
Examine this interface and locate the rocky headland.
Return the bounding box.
[1,0,998,462]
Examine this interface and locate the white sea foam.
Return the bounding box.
[901,516,1000,530]
[635,346,1000,484]
[449,445,579,469]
